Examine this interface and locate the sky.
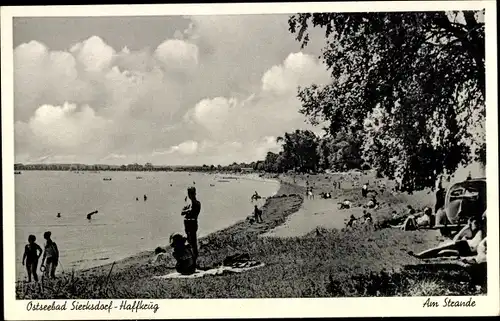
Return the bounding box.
[13,15,330,166]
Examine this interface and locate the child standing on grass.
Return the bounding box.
[41,231,59,279]
[22,235,42,282]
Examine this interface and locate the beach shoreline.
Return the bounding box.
[14,171,282,282]
[16,172,486,299]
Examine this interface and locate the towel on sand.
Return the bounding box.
[153,261,265,279]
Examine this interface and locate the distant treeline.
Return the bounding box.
[14,129,364,175]
[13,162,260,173]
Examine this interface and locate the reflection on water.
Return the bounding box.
[15,171,278,280]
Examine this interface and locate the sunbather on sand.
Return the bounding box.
[408,215,485,259]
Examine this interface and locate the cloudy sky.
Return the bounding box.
[13,15,331,166]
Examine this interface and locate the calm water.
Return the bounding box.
[15,171,279,280]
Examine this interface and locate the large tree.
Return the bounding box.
[277,129,320,173]
[317,129,364,172]
[288,11,485,192]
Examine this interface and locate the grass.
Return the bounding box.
[15,176,487,299]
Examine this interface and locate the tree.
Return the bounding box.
[277,129,320,173]
[317,130,364,172]
[288,11,485,192]
[263,152,279,172]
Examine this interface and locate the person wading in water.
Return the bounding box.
[22,235,42,282]
[181,186,201,266]
[41,231,59,279]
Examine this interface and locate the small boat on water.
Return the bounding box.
[136,176,143,180]
[103,178,112,181]
[218,180,230,183]
[14,171,22,175]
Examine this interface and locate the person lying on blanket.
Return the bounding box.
[408,215,485,259]
[170,233,196,275]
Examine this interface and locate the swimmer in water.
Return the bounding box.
[144,194,147,201]
[87,210,98,220]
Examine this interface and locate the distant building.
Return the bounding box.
[241,167,254,173]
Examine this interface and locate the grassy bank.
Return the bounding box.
[16,176,486,299]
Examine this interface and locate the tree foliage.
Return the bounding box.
[317,129,364,172]
[277,129,320,173]
[288,11,485,192]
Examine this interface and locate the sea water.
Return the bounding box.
[14,171,279,280]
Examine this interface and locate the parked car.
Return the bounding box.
[441,177,487,225]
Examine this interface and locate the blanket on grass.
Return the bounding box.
[153,261,265,279]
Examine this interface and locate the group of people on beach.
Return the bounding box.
[168,186,267,275]
[345,210,373,229]
[22,231,59,282]
[409,211,487,262]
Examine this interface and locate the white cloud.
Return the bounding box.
[26,102,111,149]
[153,140,199,156]
[182,52,329,148]
[262,52,330,94]
[70,36,115,72]
[154,39,199,72]
[14,17,330,165]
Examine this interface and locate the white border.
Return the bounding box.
[2,1,499,319]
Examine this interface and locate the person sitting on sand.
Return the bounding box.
[41,231,59,279]
[22,235,43,283]
[254,205,263,223]
[57,212,61,218]
[408,215,485,259]
[170,233,196,275]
